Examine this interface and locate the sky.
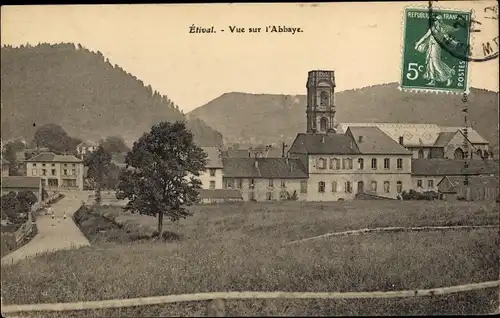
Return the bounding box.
[1,2,498,112]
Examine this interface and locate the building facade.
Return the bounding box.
[222,157,308,201]
[199,147,224,189]
[25,152,84,190]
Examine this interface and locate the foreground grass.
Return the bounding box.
[2,228,498,315]
[2,201,498,316]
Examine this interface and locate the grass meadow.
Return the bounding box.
[1,200,499,316]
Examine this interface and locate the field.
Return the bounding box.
[1,200,499,316]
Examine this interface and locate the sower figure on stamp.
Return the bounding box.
[414,15,460,87]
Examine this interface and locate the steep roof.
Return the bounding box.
[223,147,283,158]
[198,189,243,200]
[288,133,359,155]
[338,123,490,147]
[347,127,412,155]
[25,152,82,163]
[440,126,489,144]
[222,158,308,178]
[201,147,223,168]
[433,132,457,147]
[412,159,499,176]
[1,176,41,189]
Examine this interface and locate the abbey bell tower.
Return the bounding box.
[306,70,336,134]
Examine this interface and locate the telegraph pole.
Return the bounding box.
[461,93,470,201]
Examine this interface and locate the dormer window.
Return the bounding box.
[317,157,327,169]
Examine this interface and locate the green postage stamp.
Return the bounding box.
[400,8,472,93]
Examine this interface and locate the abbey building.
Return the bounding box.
[198,70,497,203]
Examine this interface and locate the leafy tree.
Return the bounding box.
[101,136,130,154]
[116,121,208,236]
[33,123,81,153]
[83,145,112,205]
[17,190,38,211]
[2,140,25,175]
[1,192,23,221]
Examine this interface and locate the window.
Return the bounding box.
[72,164,76,167]
[266,192,273,201]
[342,158,353,170]
[320,117,328,132]
[209,181,215,189]
[300,180,307,193]
[318,181,325,193]
[31,169,37,176]
[280,180,286,188]
[64,163,67,167]
[51,169,56,176]
[358,158,364,170]
[371,158,377,169]
[42,169,47,176]
[397,158,403,170]
[42,163,46,167]
[384,158,390,169]
[226,179,234,188]
[396,181,403,193]
[320,91,329,106]
[33,163,37,167]
[417,180,422,187]
[209,168,216,177]
[249,179,255,188]
[331,181,337,193]
[384,181,390,193]
[269,179,274,187]
[317,157,327,169]
[428,180,434,188]
[72,169,76,176]
[418,149,424,159]
[345,181,352,193]
[330,158,340,170]
[51,163,55,167]
[236,179,242,189]
[371,181,377,192]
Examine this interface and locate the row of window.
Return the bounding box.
[32,163,77,167]
[32,168,77,177]
[416,179,434,188]
[316,181,404,194]
[316,157,404,170]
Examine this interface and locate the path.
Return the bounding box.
[1,191,91,266]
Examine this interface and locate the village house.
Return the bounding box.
[76,141,98,158]
[25,152,84,190]
[1,158,10,176]
[337,123,492,160]
[222,157,309,201]
[411,159,499,193]
[1,176,43,202]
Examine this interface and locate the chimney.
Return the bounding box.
[399,136,404,146]
[358,136,363,143]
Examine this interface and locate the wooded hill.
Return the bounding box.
[1,43,223,147]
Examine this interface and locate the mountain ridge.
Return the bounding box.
[188,83,499,152]
[1,43,223,147]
